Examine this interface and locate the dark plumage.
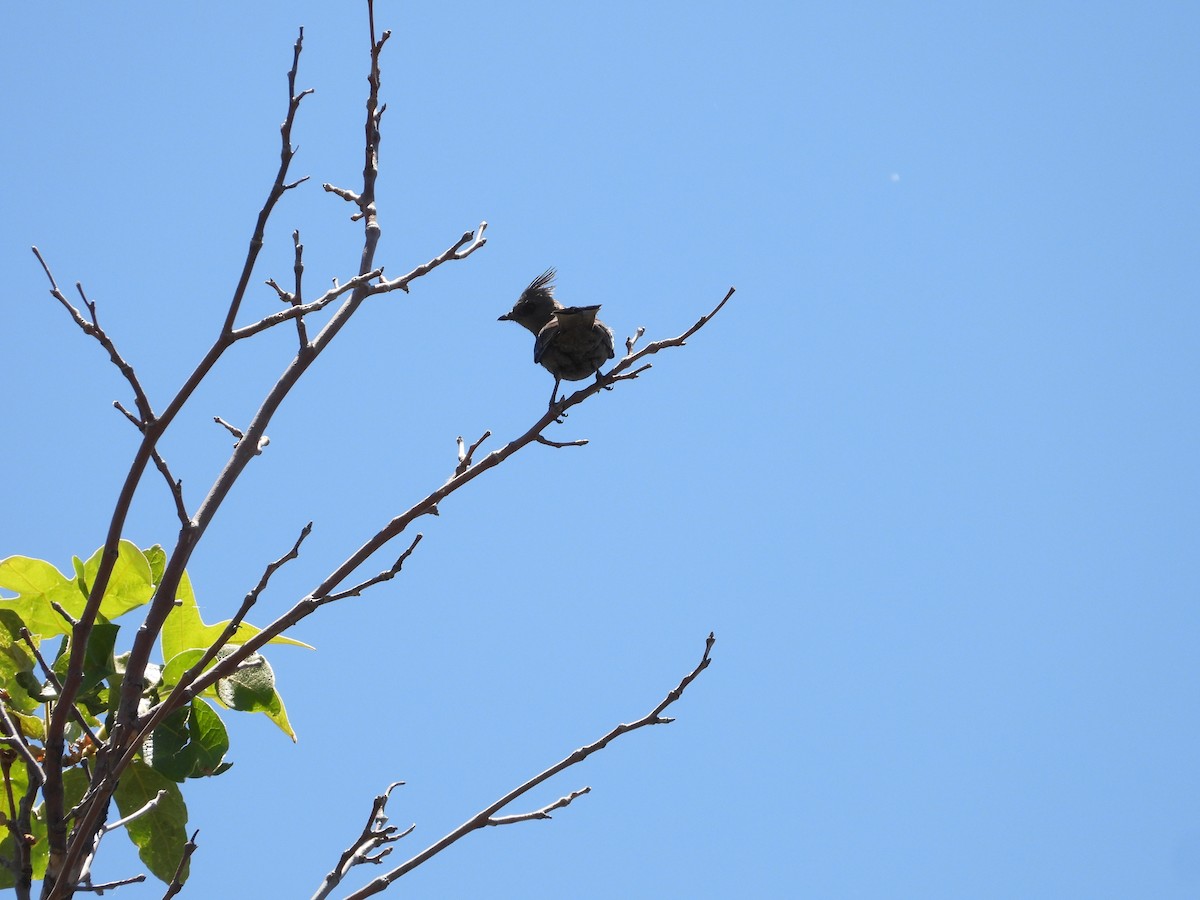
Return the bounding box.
[498,268,615,405]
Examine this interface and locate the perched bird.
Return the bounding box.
[498,268,615,406]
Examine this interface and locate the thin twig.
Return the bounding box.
[31,249,155,427]
[212,417,244,441]
[231,267,383,339]
[535,435,589,449]
[486,787,590,826]
[454,431,491,475]
[75,873,147,892]
[113,401,144,431]
[160,829,199,900]
[317,534,423,605]
[291,230,309,347]
[50,602,78,628]
[105,790,167,834]
[625,326,645,355]
[370,224,487,295]
[147,448,189,528]
[75,789,166,885]
[213,417,269,455]
[18,629,101,747]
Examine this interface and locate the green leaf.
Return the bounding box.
[144,697,231,782]
[78,541,155,620]
[159,649,209,696]
[8,708,45,742]
[160,571,313,663]
[144,706,191,782]
[15,668,57,704]
[0,556,84,639]
[0,757,59,886]
[0,609,41,713]
[215,648,296,741]
[113,762,189,885]
[53,623,118,696]
[187,698,230,777]
[0,761,28,889]
[143,545,167,587]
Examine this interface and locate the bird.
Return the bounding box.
[498,268,615,406]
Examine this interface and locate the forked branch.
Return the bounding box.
[338,634,716,899]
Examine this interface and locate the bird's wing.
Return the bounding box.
[552,305,600,329]
[533,322,558,364]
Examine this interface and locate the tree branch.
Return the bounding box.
[31,251,156,428]
[340,633,716,898]
[310,782,412,900]
[160,829,199,900]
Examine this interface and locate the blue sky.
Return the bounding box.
[2,2,1198,897]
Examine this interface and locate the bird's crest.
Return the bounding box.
[521,267,557,302]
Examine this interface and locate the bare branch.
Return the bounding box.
[112,401,144,432]
[535,435,589,449]
[229,267,383,340]
[232,219,486,342]
[291,230,310,347]
[624,326,646,355]
[106,790,167,834]
[486,787,591,826]
[322,182,363,209]
[340,634,716,899]
[622,287,736,362]
[31,248,155,426]
[213,417,270,455]
[50,602,78,629]
[76,873,147,893]
[454,431,491,476]
[317,534,423,605]
[73,791,167,890]
[264,279,293,304]
[249,522,314,605]
[371,223,487,295]
[160,830,199,900]
[218,25,314,336]
[212,417,244,441]
[147,447,189,529]
[311,782,413,900]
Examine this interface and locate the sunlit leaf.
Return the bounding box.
[113,762,189,885]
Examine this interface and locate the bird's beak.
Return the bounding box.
[497,312,511,322]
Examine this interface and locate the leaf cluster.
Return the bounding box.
[0,541,304,886]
